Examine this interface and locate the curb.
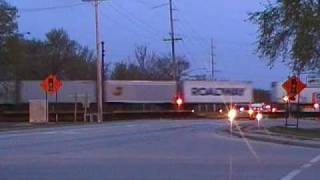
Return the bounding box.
[220,128,320,149]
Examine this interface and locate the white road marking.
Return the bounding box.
[40,130,77,135]
[301,163,312,169]
[281,154,320,180]
[310,154,320,164]
[281,170,301,180]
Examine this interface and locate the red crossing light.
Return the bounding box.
[289,96,296,101]
[176,97,183,106]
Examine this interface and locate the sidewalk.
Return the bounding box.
[225,119,320,148]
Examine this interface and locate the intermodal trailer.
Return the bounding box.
[105,81,176,103]
[1,80,177,102]
[105,80,177,111]
[182,80,253,112]
[20,80,96,103]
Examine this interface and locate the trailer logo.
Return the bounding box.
[191,87,245,96]
[113,86,123,96]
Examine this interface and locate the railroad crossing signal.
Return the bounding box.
[40,74,62,95]
[176,97,183,106]
[282,76,306,100]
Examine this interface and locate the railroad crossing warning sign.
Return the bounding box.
[40,74,62,95]
[282,76,306,100]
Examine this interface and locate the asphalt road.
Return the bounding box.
[0,119,319,180]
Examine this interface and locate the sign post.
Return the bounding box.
[40,74,62,122]
[282,76,306,128]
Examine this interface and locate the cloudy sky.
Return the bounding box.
[10,0,290,89]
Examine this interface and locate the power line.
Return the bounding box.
[169,2,211,72]
[152,3,169,9]
[176,24,202,53]
[177,14,209,52]
[174,25,197,59]
[99,10,162,60]
[100,8,148,40]
[132,0,156,8]
[172,3,210,53]
[110,2,163,38]
[107,5,162,43]
[177,41,197,64]
[163,1,211,81]
[175,20,212,74]
[18,3,86,12]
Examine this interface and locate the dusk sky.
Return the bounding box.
[10,0,290,89]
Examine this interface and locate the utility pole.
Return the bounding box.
[169,0,176,81]
[162,0,182,80]
[83,0,104,123]
[163,0,182,81]
[211,38,215,80]
[101,41,105,104]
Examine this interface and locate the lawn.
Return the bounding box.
[268,126,320,139]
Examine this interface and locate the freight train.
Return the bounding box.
[0,80,253,112]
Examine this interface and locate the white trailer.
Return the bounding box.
[105,81,176,103]
[183,81,253,104]
[20,81,96,103]
[0,81,15,104]
[3,80,176,104]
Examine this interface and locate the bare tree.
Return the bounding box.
[111,46,190,81]
[135,45,147,70]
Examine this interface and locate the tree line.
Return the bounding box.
[0,0,190,82]
[0,0,96,81]
[3,0,319,82]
